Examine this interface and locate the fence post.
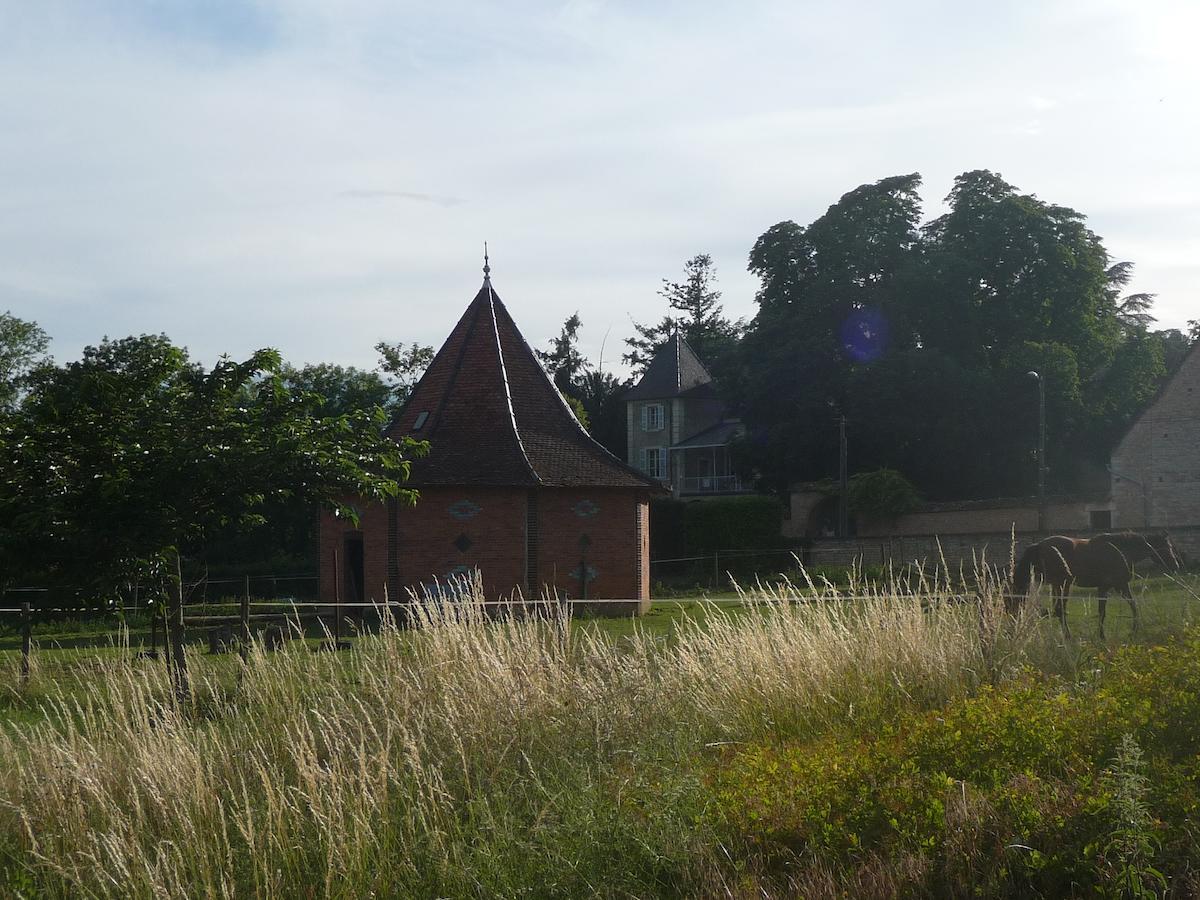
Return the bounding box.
[20,601,31,686]
[166,553,190,705]
[713,550,720,591]
[330,548,347,650]
[240,575,251,664]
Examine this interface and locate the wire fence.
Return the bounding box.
[3,548,1197,693]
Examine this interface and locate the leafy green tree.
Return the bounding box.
[919,170,1118,370]
[624,254,744,378]
[0,335,423,597]
[576,367,629,459]
[374,340,434,406]
[280,363,394,418]
[0,312,50,410]
[1152,324,1198,375]
[735,174,924,489]
[738,170,1167,500]
[538,313,629,456]
[537,312,588,395]
[848,468,922,520]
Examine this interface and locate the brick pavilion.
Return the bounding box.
[318,264,661,612]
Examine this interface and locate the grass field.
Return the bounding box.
[0,570,1196,897]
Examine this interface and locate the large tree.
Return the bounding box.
[0,335,423,598]
[624,254,744,378]
[0,312,50,411]
[280,363,394,418]
[538,312,628,457]
[737,170,1168,500]
[375,340,434,407]
[734,174,924,489]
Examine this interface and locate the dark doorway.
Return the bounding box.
[343,532,365,604]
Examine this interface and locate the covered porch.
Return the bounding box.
[670,421,746,495]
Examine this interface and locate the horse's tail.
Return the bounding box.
[1012,545,1039,595]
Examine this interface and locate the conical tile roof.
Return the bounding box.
[624,332,715,401]
[388,278,659,489]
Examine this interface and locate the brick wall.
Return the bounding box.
[318,500,389,605]
[535,489,648,605]
[319,487,651,611]
[1111,345,1200,528]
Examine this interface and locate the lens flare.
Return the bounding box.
[840,308,889,363]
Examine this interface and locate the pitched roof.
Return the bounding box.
[388,278,661,490]
[1112,337,1200,455]
[670,419,743,450]
[624,332,715,401]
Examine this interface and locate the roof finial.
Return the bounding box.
[482,241,491,283]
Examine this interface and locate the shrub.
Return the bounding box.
[683,495,784,554]
[708,633,1200,896]
[848,467,921,519]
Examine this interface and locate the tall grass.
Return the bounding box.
[0,573,1061,898]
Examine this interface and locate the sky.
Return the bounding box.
[1,0,1197,375]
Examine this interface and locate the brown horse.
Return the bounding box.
[1012,532,1182,637]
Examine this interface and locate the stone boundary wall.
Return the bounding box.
[803,526,1200,573]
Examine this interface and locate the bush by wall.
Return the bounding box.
[681,495,784,555]
[652,495,784,558]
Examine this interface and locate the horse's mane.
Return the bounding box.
[1093,531,1148,551]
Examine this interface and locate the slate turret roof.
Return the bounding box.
[388,277,660,489]
[624,332,716,401]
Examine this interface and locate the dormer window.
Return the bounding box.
[413,411,429,430]
[641,403,665,432]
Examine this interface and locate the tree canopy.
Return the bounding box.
[0,335,424,597]
[735,170,1175,500]
[0,311,50,411]
[538,312,627,457]
[624,254,744,379]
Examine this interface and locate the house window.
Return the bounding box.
[642,447,667,480]
[1089,509,1112,530]
[641,403,665,432]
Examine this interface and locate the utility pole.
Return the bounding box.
[838,414,849,538]
[1027,371,1046,532]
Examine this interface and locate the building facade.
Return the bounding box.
[319,272,660,611]
[1111,342,1200,529]
[625,333,746,497]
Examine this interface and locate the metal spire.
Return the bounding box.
[482,241,491,283]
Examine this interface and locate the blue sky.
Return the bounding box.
[1,0,1196,373]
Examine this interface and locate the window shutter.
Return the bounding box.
[640,405,649,430]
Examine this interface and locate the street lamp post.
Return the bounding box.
[1027,371,1046,532]
[838,414,849,538]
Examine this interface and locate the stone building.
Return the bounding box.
[319,268,660,611]
[1111,341,1200,529]
[625,333,746,497]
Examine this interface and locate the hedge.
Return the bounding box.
[652,495,784,557]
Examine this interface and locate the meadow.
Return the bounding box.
[0,570,1197,897]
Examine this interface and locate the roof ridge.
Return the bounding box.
[676,331,715,383]
[1113,334,1200,454]
[485,280,541,485]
